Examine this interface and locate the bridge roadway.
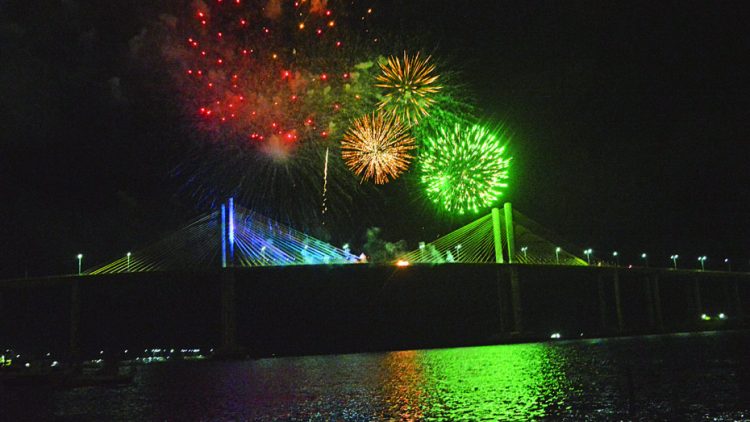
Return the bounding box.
[1,264,748,359]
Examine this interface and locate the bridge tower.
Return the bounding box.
[504,202,516,263]
[221,204,227,268]
[491,208,504,264]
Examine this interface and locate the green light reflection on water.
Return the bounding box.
[377,343,573,420]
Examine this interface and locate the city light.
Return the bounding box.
[396,260,410,267]
[698,256,707,271]
[670,254,679,269]
[76,254,83,275]
[555,247,561,264]
[641,253,648,267]
[612,251,619,267]
[584,249,593,265]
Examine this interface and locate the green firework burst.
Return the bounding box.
[420,124,511,214]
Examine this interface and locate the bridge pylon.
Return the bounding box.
[399,203,587,266]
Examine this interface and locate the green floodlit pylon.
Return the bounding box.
[420,124,511,215]
[399,207,588,266]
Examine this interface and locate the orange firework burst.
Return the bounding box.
[375,52,442,125]
[342,112,417,184]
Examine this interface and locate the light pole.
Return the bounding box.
[584,249,593,265]
[455,244,462,262]
[555,247,561,265]
[126,252,131,272]
[76,254,83,275]
[698,256,707,271]
[641,253,648,268]
[521,246,528,260]
[670,254,679,269]
[612,251,619,267]
[724,258,731,272]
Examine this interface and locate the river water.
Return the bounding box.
[4,330,750,420]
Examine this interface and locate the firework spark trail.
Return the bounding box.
[341,112,416,184]
[321,145,329,222]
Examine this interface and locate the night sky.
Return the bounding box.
[1,1,749,277]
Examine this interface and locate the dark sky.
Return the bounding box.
[1,1,749,277]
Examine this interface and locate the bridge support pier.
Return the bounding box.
[651,274,664,332]
[496,268,508,333]
[509,266,523,335]
[691,277,703,325]
[597,271,607,331]
[218,269,243,358]
[732,280,745,323]
[648,275,664,332]
[613,269,624,333]
[69,279,81,365]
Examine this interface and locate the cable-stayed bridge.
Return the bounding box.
[87,199,585,274]
[1,198,747,359]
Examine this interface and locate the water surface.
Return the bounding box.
[4,331,749,420]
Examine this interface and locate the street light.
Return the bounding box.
[612,251,619,267]
[724,258,731,272]
[698,256,707,271]
[76,254,83,275]
[521,246,528,259]
[455,244,462,262]
[641,253,648,268]
[670,254,679,269]
[584,249,593,265]
[555,247,561,265]
[126,252,131,272]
